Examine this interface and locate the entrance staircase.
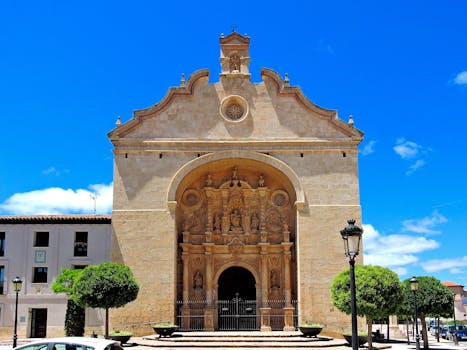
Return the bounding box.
[135,331,348,349]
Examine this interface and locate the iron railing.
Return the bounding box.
[176,299,298,331]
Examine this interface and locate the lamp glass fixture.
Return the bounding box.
[409,276,419,291]
[12,277,22,292]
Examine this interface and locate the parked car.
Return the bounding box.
[440,325,450,339]
[446,325,467,341]
[14,337,123,350]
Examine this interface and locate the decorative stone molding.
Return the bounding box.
[219,95,249,123]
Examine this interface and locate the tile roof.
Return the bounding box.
[443,280,464,287]
[0,214,111,224]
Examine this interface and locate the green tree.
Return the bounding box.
[51,268,85,336]
[398,276,452,350]
[72,262,139,338]
[331,265,403,350]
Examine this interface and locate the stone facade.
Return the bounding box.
[108,32,363,335]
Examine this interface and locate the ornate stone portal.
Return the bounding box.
[177,166,296,331]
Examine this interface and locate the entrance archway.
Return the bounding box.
[217,267,257,330]
[218,266,256,300]
[175,161,298,331]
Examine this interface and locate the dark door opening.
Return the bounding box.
[30,308,47,338]
[218,267,257,330]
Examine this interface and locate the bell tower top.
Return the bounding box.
[219,31,251,79]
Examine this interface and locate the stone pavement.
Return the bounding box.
[128,332,467,350]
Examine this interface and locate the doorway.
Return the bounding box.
[30,308,47,338]
[217,267,257,330]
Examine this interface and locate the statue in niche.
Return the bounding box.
[205,174,213,187]
[229,55,241,73]
[213,214,222,232]
[183,221,191,233]
[270,269,280,289]
[250,213,260,231]
[258,174,265,187]
[232,166,238,180]
[230,210,242,230]
[193,270,203,290]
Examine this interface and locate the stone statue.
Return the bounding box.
[229,55,241,72]
[270,269,280,289]
[258,174,265,187]
[205,174,213,187]
[193,270,203,290]
[250,213,260,231]
[230,210,241,229]
[232,166,238,180]
[213,215,221,231]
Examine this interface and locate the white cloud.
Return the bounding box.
[402,210,447,234]
[393,138,421,159]
[362,223,439,275]
[0,183,113,215]
[42,167,59,175]
[422,256,467,273]
[454,71,467,85]
[393,138,430,175]
[406,159,426,175]
[361,140,376,156]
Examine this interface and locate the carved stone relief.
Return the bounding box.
[179,166,294,246]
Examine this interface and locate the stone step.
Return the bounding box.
[134,332,348,348]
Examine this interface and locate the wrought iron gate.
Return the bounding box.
[218,293,257,330]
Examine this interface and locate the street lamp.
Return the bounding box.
[452,293,458,345]
[340,219,363,350]
[409,276,420,350]
[12,276,23,348]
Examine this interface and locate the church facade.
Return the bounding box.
[108,32,363,334]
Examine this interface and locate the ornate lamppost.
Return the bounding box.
[452,292,458,345]
[409,276,420,350]
[12,276,23,348]
[340,219,363,350]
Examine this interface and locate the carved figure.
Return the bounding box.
[258,174,265,187]
[250,213,260,231]
[213,215,221,231]
[193,270,203,290]
[229,55,241,72]
[270,270,280,289]
[232,166,238,180]
[205,174,213,187]
[230,210,242,229]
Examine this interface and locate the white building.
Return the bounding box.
[0,215,111,339]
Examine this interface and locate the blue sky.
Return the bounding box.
[1,1,466,286]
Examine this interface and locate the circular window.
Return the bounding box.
[220,95,249,123]
[271,190,289,207]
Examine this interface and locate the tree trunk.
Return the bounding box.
[105,307,109,339]
[421,316,429,350]
[367,319,373,350]
[406,319,410,345]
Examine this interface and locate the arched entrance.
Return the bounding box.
[218,267,257,330]
[218,266,256,300]
[175,160,298,331]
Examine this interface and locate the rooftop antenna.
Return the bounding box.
[89,194,96,215]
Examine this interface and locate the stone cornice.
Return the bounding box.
[111,139,361,152]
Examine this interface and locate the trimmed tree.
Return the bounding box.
[72,262,139,338]
[331,265,403,350]
[398,276,452,350]
[51,268,85,336]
